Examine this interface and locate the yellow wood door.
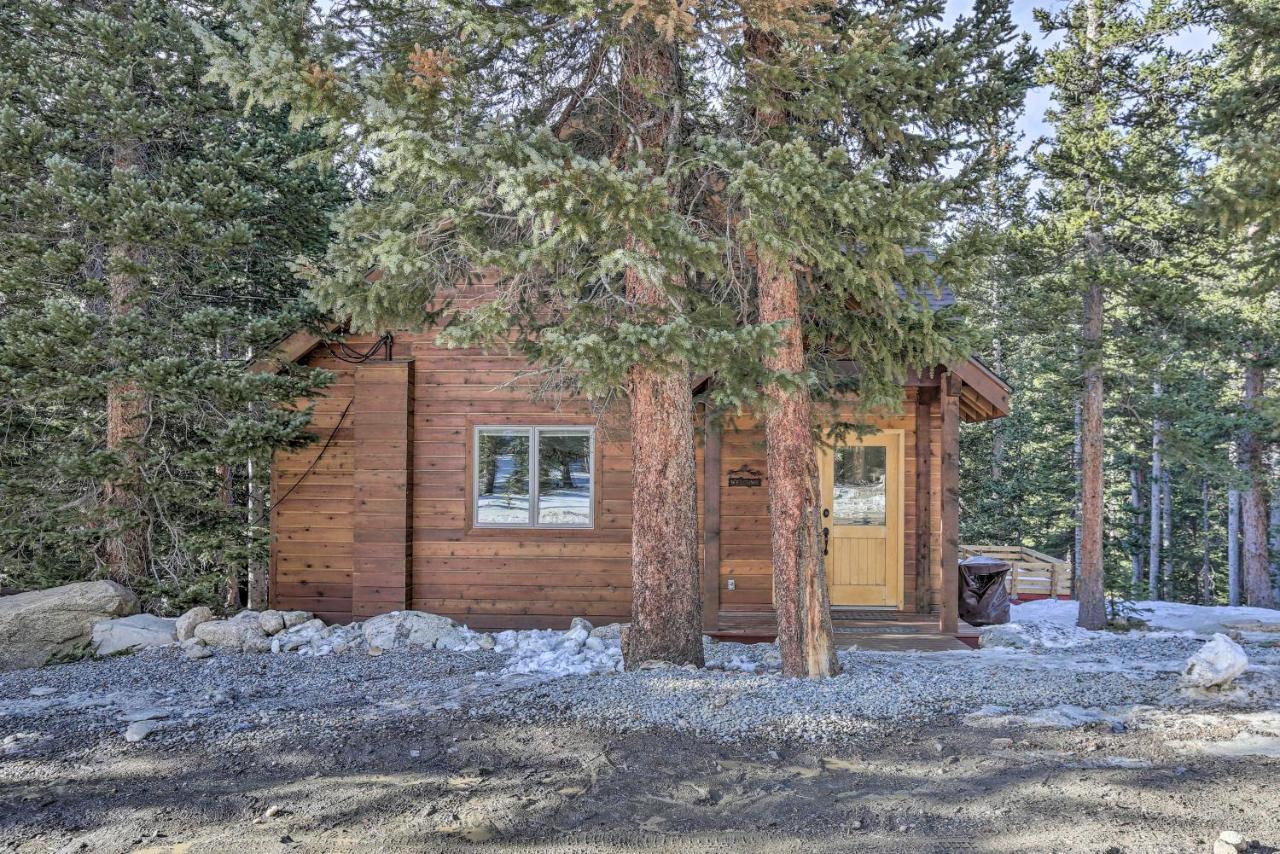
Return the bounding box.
[819,430,903,608]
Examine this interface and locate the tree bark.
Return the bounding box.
[1228,485,1242,606]
[758,255,839,678]
[745,25,838,678]
[1130,464,1144,596]
[1148,400,1163,601]
[617,29,704,668]
[1200,478,1214,605]
[246,457,268,610]
[1075,0,1107,631]
[1161,467,1173,600]
[103,138,149,583]
[1240,361,1276,607]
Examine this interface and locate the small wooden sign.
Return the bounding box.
[727,465,763,488]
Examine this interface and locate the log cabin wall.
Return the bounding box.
[268,318,970,629]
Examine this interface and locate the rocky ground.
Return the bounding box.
[1,620,1279,854]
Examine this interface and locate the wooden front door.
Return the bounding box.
[819,430,903,608]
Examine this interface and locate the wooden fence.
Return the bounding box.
[960,544,1072,600]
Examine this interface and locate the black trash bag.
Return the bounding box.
[958,554,1012,626]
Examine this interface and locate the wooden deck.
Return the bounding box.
[710,610,979,652]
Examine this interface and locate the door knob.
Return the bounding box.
[822,527,830,556]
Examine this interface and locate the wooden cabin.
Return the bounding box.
[258,283,1009,639]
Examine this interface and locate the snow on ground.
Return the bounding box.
[1011,597,1280,636]
[3,601,1279,752]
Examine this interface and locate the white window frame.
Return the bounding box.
[472,425,595,529]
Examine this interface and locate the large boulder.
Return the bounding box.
[92,614,177,656]
[193,617,268,652]
[1182,633,1249,690]
[175,606,213,641]
[0,581,139,671]
[362,611,456,651]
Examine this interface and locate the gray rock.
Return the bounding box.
[1217,831,1248,853]
[476,634,497,650]
[258,610,287,636]
[183,644,214,661]
[282,610,312,629]
[273,619,327,653]
[362,611,456,650]
[124,720,161,743]
[119,707,168,722]
[243,632,275,654]
[434,628,474,651]
[1182,634,1248,689]
[194,618,268,652]
[570,617,593,633]
[589,623,624,641]
[230,610,261,625]
[175,606,214,641]
[93,614,177,656]
[0,580,139,671]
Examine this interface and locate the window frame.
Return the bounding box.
[471,425,596,530]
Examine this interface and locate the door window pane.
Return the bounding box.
[537,431,592,526]
[832,445,887,525]
[476,430,531,525]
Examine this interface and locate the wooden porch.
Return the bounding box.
[709,610,980,652]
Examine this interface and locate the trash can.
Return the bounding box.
[958,554,1012,626]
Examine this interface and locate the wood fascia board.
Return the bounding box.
[946,357,1010,421]
[248,321,344,374]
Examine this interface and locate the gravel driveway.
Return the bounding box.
[2,632,1279,852]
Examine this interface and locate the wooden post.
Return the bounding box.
[352,360,414,619]
[940,374,961,634]
[702,417,721,630]
[915,388,935,614]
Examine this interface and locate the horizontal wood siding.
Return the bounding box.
[352,360,413,618]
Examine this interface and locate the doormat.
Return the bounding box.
[832,625,919,635]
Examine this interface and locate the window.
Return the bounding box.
[832,445,887,526]
[474,426,594,528]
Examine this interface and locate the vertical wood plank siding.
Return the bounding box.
[939,374,962,633]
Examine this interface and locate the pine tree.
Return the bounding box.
[1031,0,1204,625]
[730,2,1030,675]
[0,0,342,608]
[1200,0,1280,608]
[207,0,1029,663]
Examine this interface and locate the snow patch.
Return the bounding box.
[494,625,623,677]
[1012,598,1280,636]
[980,619,1098,651]
[964,703,1135,729]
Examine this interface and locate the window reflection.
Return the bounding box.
[832,445,887,525]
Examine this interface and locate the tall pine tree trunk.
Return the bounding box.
[758,256,839,678]
[1161,467,1173,599]
[246,457,268,610]
[1200,478,1214,604]
[1240,360,1276,607]
[104,138,149,583]
[1130,464,1144,595]
[746,26,838,678]
[1075,0,1106,630]
[1148,398,1163,601]
[617,29,704,668]
[1228,484,1242,606]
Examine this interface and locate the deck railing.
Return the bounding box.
[960,544,1072,600]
